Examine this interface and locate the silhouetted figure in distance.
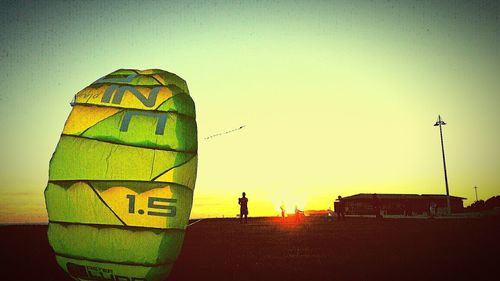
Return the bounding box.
[429,202,437,219]
[372,193,382,219]
[327,207,334,221]
[334,195,345,220]
[404,199,411,216]
[238,192,248,224]
[280,202,285,223]
[295,205,300,222]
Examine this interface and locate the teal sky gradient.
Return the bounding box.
[0,0,499,221]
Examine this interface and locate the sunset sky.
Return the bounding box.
[1,0,499,223]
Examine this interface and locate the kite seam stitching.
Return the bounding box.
[149,75,164,86]
[60,134,198,154]
[49,220,186,232]
[48,180,195,192]
[149,133,159,180]
[54,252,175,267]
[150,154,197,181]
[77,110,123,136]
[87,181,127,226]
[153,92,191,111]
[84,82,185,90]
[71,103,196,119]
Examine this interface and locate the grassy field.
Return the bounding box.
[1,216,498,281]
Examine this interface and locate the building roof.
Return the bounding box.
[342,193,466,200]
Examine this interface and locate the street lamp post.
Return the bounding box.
[474,185,479,202]
[434,115,451,214]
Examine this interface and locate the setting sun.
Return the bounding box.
[271,193,308,215]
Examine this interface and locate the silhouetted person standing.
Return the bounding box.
[334,195,345,220]
[429,202,437,218]
[238,192,248,224]
[280,202,285,223]
[403,199,412,216]
[372,193,382,219]
[295,205,300,222]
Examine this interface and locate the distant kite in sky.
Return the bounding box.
[204,125,246,140]
[44,69,198,281]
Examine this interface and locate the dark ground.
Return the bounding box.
[1,217,499,281]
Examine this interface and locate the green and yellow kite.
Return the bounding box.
[44,69,197,281]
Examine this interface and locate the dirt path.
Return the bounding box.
[1,217,498,281]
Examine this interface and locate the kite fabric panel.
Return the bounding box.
[44,69,198,281]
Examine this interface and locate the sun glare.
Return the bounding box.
[271,193,307,215]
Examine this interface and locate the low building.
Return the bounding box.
[304,210,330,217]
[341,193,465,215]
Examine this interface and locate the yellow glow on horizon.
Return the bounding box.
[0,191,47,224]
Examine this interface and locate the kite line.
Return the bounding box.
[187,219,204,227]
[204,125,246,140]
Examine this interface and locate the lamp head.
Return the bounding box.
[434,116,446,126]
